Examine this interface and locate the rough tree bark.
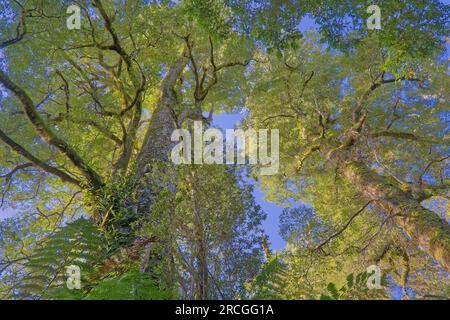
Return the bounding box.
[130,55,189,288]
[134,54,188,214]
[137,55,188,168]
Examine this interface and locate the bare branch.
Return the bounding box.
[419,155,450,186]
[296,145,321,173]
[261,114,296,124]
[353,74,423,123]
[0,163,33,179]
[315,201,374,251]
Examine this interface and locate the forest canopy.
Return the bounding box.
[0,0,449,300]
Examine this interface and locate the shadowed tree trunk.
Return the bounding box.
[135,54,188,215]
[137,55,188,167]
[130,55,189,288]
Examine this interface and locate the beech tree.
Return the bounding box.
[0,0,448,299]
[245,31,449,273]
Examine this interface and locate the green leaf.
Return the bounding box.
[346,273,354,288]
[327,282,339,300]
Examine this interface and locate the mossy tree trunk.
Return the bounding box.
[337,158,450,272]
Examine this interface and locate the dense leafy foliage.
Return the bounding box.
[0,0,448,300]
[17,218,103,298]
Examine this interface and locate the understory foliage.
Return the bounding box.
[136,166,266,299]
[14,218,104,299]
[0,0,449,300]
[44,270,175,300]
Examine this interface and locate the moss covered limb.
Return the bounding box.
[341,160,450,272]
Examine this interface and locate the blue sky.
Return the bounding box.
[1,6,448,253]
[209,16,320,251]
[0,207,15,220]
[212,113,286,250]
[0,4,448,301]
[1,14,323,250]
[0,113,289,250]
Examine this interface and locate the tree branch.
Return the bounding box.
[0,6,27,49]
[352,74,423,123]
[0,128,81,186]
[0,163,33,179]
[0,70,103,188]
[92,0,132,69]
[315,201,374,251]
[369,131,448,145]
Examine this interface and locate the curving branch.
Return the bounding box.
[0,70,103,188]
[369,131,449,145]
[315,201,374,251]
[0,2,62,50]
[80,119,123,146]
[0,128,81,186]
[296,144,321,173]
[418,155,449,186]
[0,163,33,179]
[262,114,296,124]
[177,35,252,126]
[90,0,146,174]
[0,162,33,207]
[352,72,422,123]
[92,0,132,68]
[0,4,27,49]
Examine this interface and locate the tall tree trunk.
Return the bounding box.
[137,55,188,170]
[134,55,188,214]
[131,55,188,287]
[327,151,450,272]
[190,170,208,300]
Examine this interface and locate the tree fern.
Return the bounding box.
[246,256,288,299]
[320,271,388,300]
[44,270,177,300]
[20,218,104,299]
[84,270,176,300]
